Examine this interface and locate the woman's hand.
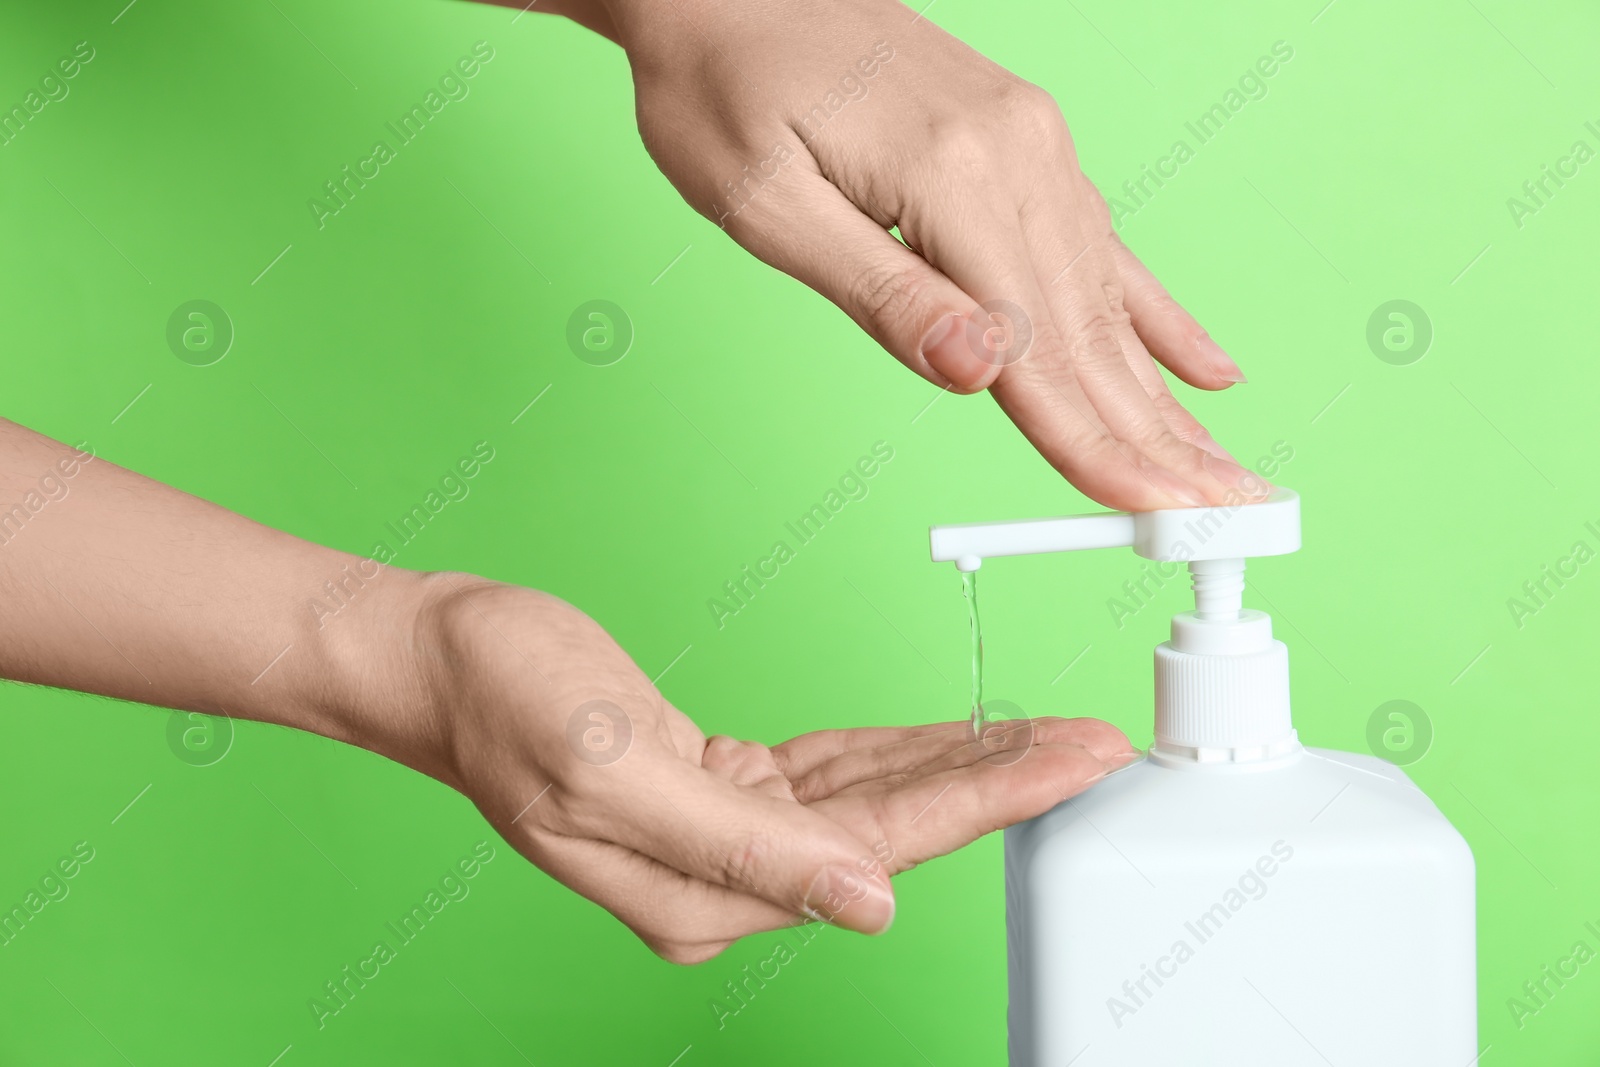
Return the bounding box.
[408,575,1135,962]
[0,419,1132,967]
[525,0,1266,510]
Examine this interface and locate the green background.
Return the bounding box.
[2,0,1597,1063]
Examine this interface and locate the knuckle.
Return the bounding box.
[1105,305,1134,336]
[924,119,997,179]
[722,829,780,889]
[1009,81,1061,125]
[707,737,784,788]
[997,316,1066,387]
[1100,209,1128,245]
[1143,291,1188,328]
[1189,324,1221,351]
[702,733,745,767]
[788,769,830,805]
[1156,403,1207,445]
[1001,80,1073,149]
[1148,388,1202,430]
[852,260,926,337]
[1139,422,1191,455]
[1071,308,1123,357]
[1101,282,1131,321]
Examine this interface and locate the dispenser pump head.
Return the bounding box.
[929,488,1300,571]
[929,490,1303,766]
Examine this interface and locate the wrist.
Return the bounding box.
[307,566,466,788]
[552,0,713,57]
[539,0,625,45]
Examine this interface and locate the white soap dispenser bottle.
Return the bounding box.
[929,490,1477,1066]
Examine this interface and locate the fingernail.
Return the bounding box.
[1201,452,1253,488]
[1203,453,1274,499]
[1103,749,1146,776]
[1142,464,1209,508]
[805,865,896,935]
[921,313,986,392]
[1196,334,1247,383]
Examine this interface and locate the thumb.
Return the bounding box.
[723,169,1001,394]
[613,759,898,934]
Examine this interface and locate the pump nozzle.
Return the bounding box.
[928,490,1304,767]
[929,488,1300,569]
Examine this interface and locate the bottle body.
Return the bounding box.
[1005,747,1476,1065]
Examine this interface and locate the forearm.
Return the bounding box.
[0,417,442,774]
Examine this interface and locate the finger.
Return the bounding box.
[519,821,797,964]
[820,721,1104,801]
[1020,205,1249,504]
[791,724,982,803]
[987,328,1214,510]
[728,134,1218,509]
[1111,240,1245,389]
[1100,285,1268,497]
[811,741,1113,873]
[772,720,975,779]
[1074,170,1247,390]
[1097,237,1243,391]
[900,717,1132,785]
[788,716,1131,803]
[899,189,1206,510]
[1113,347,1272,499]
[902,178,1217,508]
[586,754,897,934]
[1118,344,1239,462]
[718,162,1000,394]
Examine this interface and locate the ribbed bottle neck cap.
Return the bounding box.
[1151,624,1298,768]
